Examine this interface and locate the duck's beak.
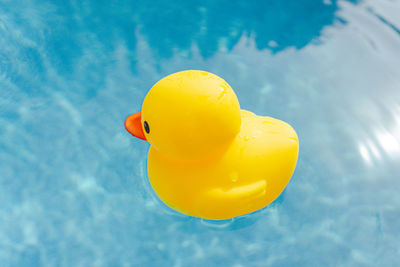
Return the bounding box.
[125,112,147,141]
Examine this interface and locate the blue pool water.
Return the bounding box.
[1,0,400,266]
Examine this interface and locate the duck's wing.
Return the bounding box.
[194,180,268,220]
[206,180,267,201]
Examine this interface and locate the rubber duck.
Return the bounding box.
[125,70,299,220]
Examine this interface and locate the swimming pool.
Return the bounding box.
[1,0,399,266]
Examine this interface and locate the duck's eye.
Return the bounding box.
[144,121,150,134]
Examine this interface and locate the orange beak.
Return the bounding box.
[125,112,147,141]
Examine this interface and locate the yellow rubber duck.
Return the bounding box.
[125,70,299,220]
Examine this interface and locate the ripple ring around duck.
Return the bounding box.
[125,70,299,220]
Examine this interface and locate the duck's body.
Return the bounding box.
[148,110,298,220]
[125,70,299,220]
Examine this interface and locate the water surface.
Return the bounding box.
[1,0,400,266]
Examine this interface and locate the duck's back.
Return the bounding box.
[148,110,299,220]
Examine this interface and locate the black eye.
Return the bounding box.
[144,121,150,134]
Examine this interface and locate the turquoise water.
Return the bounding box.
[1,0,400,266]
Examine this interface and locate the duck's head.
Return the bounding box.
[125,70,241,161]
